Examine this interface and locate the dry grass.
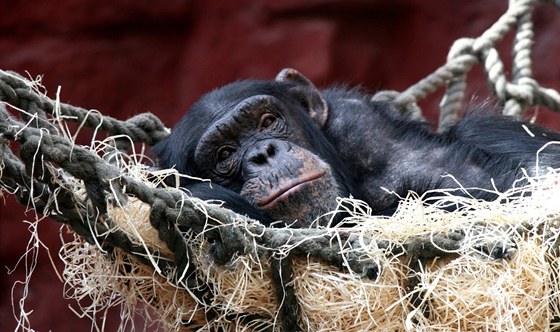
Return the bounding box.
[56,165,560,331]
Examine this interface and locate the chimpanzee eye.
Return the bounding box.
[216,146,236,163]
[259,113,277,129]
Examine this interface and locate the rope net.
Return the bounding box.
[1,0,560,330]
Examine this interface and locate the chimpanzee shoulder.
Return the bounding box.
[450,111,560,159]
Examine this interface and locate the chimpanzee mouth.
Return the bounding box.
[257,171,327,208]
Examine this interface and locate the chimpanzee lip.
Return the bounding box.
[257,170,326,208]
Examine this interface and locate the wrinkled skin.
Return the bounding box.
[153,68,560,227]
[192,94,342,226]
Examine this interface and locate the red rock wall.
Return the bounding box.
[1,0,559,330]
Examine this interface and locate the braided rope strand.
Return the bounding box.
[375,0,560,131]
[0,70,170,146]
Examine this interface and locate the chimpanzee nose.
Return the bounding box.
[248,141,276,165]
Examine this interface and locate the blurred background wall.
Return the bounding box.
[1,0,559,330]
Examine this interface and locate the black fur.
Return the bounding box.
[153,70,560,225]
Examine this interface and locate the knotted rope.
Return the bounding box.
[374,0,560,131]
[1,70,393,330]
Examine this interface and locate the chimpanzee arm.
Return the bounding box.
[186,182,274,225]
[449,113,560,170]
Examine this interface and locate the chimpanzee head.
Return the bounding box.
[153,69,353,226]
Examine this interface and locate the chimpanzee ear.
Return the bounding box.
[275,68,329,127]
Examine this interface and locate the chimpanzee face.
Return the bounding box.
[153,69,353,226]
[191,89,342,226]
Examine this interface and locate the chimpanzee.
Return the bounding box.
[153,68,560,227]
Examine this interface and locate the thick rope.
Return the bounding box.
[0,70,170,146]
[374,0,560,131]
[1,78,470,327]
[0,78,393,327]
[0,101,381,267]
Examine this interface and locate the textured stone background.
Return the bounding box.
[1,0,559,330]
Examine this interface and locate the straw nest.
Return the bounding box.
[59,157,560,331]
